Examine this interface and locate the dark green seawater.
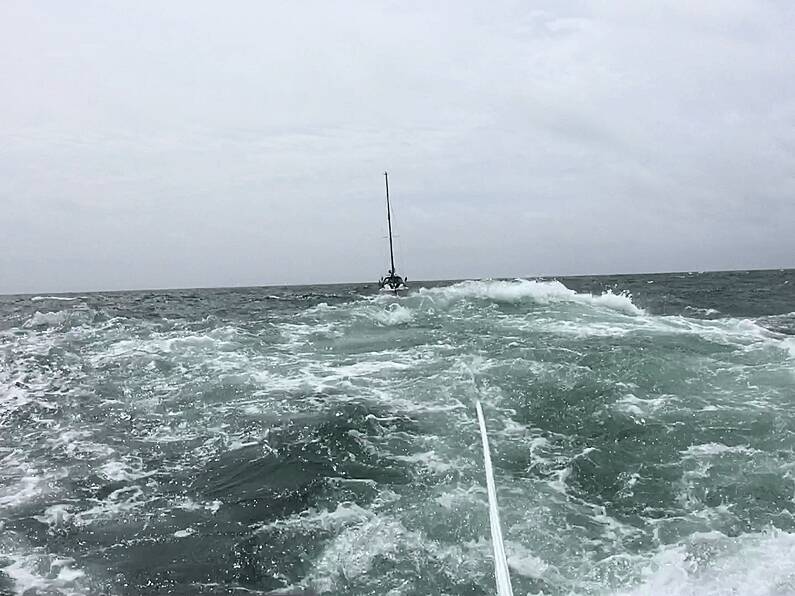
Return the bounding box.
[1,270,794,595]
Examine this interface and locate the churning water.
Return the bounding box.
[1,270,794,595]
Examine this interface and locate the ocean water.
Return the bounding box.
[1,270,794,596]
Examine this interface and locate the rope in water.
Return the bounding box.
[476,400,514,596]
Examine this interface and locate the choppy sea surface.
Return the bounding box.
[1,270,794,596]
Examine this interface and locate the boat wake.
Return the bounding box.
[1,270,793,594]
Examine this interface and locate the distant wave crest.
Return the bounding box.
[30,296,79,302]
[417,279,643,315]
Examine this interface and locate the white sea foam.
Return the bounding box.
[34,504,74,532]
[0,385,33,410]
[171,495,222,514]
[30,296,79,302]
[682,443,758,457]
[308,516,415,592]
[434,485,486,509]
[255,501,373,535]
[505,541,549,578]
[332,359,410,378]
[417,279,643,315]
[548,466,571,494]
[529,306,794,360]
[92,326,247,365]
[23,310,70,328]
[615,530,795,596]
[52,429,116,460]
[99,459,155,482]
[614,393,674,418]
[2,551,87,596]
[393,450,454,474]
[651,315,779,346]
[277,321,342,348]
[69,485,150,527]
[0,474,45,509]
[365,303,414,326]
[783,337,795,359]
[0,531,90,596]
[684,306,722,318]
[199,501,219,516]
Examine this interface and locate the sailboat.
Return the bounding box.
[378,171,408,292]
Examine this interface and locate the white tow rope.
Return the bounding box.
[476,400,514,596]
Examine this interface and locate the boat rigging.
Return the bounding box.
[378,171,408,293]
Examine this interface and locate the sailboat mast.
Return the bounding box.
[384,171,396,274]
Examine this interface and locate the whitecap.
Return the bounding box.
[366,303,414,326]
[254,501,373,535]
[393,450,454,474]
[23,310,69,328]
[33,504,74,531]
[505,541,549,578]
[308,516,414,591]
[30,296,79,302]
[615,530,795,596]
[99,459,155,482]
[0,474,49,509]
[416,279,643,315]
[0,540,88,596]
[681,443,757,457]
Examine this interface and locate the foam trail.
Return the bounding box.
[476,400,514,596]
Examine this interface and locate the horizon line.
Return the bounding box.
[2,265,792,297]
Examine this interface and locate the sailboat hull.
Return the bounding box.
[379,273,407,293]
[379,284,409,293]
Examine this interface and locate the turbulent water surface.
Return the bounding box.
[1,270,794,595]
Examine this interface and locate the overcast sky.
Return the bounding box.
[1,1,794,293]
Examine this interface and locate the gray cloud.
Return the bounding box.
[1,0,793,293]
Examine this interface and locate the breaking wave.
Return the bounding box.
[30,296,79,302]
[416,278,643,315]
